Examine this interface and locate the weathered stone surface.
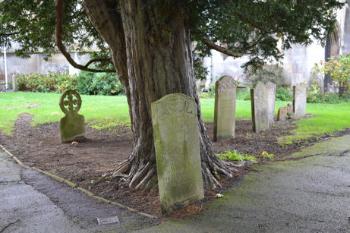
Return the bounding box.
[293,83,307,118]
[151,94,204,214]
[278,103,294,121]
[251,82,276,132]
[214,76,236,141]
[277,106,288,121]
[59,90,85,143]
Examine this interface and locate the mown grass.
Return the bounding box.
[1,92,350,144]
[278,103,350,144]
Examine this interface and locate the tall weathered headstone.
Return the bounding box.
[151,94,204,214]
[214,76,236,141]
[293,83,307,118]
[59,90,85,143]
[251,82,276,133]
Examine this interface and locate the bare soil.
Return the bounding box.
[0,114,344,217]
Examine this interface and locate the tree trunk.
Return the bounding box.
[85,0,236,190]
[114,1,235,190]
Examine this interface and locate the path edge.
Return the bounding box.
[0,144,158,219]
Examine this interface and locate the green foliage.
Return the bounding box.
[307,65,350,103]
[308,92,350,104]
[276,87,292,101]
[307,73,323,103]
[259,151,275,160]
[76,71,123,96]
[218,150,256,162]
[0,0,343,70]
[237,88,251,100]
[324,55,350,96]
[16,72,123,96]
[193,56,208,80]
[16,73,76,93]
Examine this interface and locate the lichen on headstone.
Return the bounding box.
[151,93,204,214]
[251,81,276,132]
[214,76,237,141]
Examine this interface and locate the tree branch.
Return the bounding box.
[202,38,243,57]
[55,0,115,73]
[202,33,265,58]
[0,32,19,37]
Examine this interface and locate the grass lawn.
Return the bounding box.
[279,103,350,144]
[1,92,350,143]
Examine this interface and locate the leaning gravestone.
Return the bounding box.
[251,82,276,132]
[59,90,85,143]
[293,83,307,118]
[151,94,204,214]
[214,76,236,141]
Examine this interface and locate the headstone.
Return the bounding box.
[151,94,204,214]
[214,76,236,141]
[277,106,288,121]
[277,104,294,121]
[293,83,307,118]
[59,90,85,143]
[251,82,276,132]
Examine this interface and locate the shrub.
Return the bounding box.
[218,150,257,162]
[324,55,350,96]
[76,71,123,95]
[237,88,251,100]
[276,87,292,101]
[15,72,123,96]
[16,73,75,92]
[307,92,350,104]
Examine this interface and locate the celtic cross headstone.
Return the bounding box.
[59,90,85,143]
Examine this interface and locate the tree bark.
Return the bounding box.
[85,0,236,190]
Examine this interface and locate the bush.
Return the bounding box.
[16,72,123,96]
[76,71,123,95]
[324,55,350,96]
[307,92,350,104]
[237,88,251,100]
[276,87,292,101]
[16,73,75,92]
[307,77,350,103]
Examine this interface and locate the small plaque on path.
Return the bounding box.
[96,216,120,225]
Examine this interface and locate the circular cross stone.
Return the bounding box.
[59,90,82,114]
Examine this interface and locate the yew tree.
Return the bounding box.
[0,0,343,189]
